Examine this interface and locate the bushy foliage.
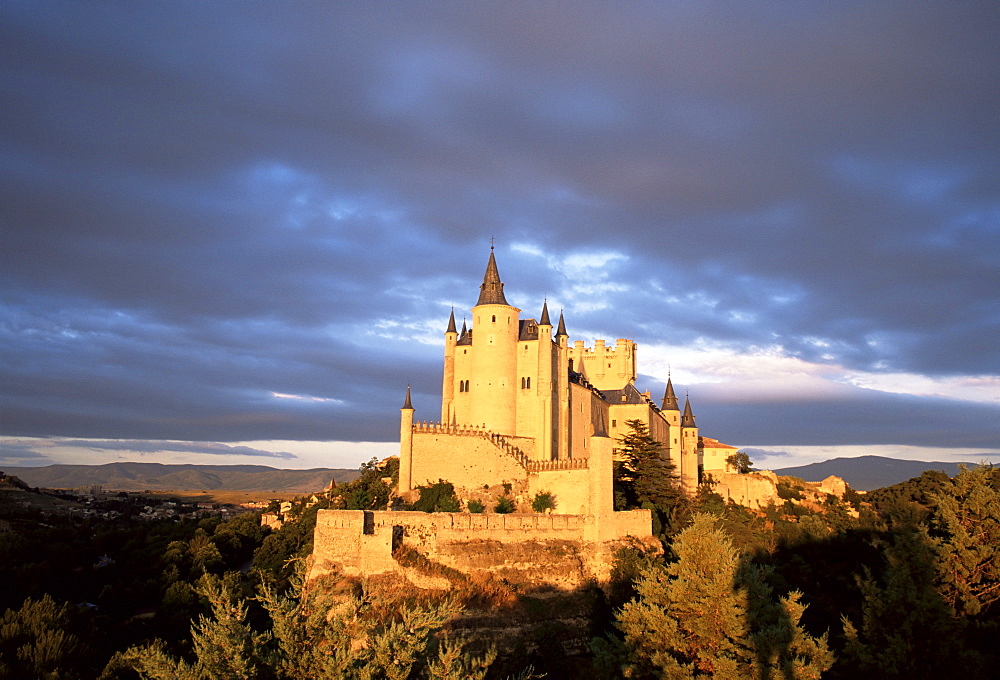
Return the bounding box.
[467,499,485,514]
[120,568,498,680]
[530,491,556,513]
[494,496,516,514]
[332,457,396,511]
[601,514,834,679]
[726,451,753,474]
[412,479,461,513]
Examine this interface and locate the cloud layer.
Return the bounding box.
[2,2,998,467]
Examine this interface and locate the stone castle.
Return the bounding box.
[309,249,765,585]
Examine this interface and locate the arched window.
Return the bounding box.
[526,377,530,389]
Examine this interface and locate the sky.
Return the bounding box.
[2,2,998,473]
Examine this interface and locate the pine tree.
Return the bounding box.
[611,514,832,679]
[615,419,681,509]
[841,529,968,679]
[926,465,1000,617]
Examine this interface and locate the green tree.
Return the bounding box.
[726,451,753,474]
[333,458,396,511]
[531,491,556,513]
[842,529,969,679]
[0,594,83,680]
[467,499,485,514]
[123,568,497,680]
[494,497,515,514]
[926,465,1000,617]
[615,419,681,509]
[412,480,461,513]
[608,514,833,679]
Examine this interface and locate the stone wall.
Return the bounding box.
[310,508,656,587]
[711,470,781,509]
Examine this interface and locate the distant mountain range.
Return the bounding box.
[3,462,361,493]
[4,456,989,495]
[772,455,989,491]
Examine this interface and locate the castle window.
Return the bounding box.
[492,315,496,323]
[612,419,616,427]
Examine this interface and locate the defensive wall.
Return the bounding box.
[310,508,655,588]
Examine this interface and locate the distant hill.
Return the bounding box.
[771,455,988,491]
[2,462,361,493]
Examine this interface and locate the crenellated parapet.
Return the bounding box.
[525,457,589,473]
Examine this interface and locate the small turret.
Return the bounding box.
[540,300,551,326]
[681,395,696,427]
[556,310,568,338]
[662,377,679,410]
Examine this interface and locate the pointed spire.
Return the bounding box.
[446,307,457,334]
[681,394,696,427]
[475,249,510,306]
[540,299,551,326]
[460,318,468,336]
[402,385,413,410]
[556,309,568,337]
[662,377,679,410]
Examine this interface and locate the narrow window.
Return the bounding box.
[612,419,616,427]
[526,377,531,389]
[492,315,496,323]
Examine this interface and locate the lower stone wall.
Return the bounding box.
[310,508,656,587]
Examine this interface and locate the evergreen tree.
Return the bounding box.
[609,514,832,679]
[0,594,83,680]
[615,419,681,509]
[926,465,1000,617]
[841,529,971,679]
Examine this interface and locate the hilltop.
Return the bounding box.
[2,462,360,494]
[772,454,991,491]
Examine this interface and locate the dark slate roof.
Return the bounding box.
[402,386,413,410]
[475,250,510,306]
[446,308,457,334]
[457,320,471,345]
[603,382,659,410]
[539,300,551,326]
[518,318,539,341]
[682,396,697,427]
[556,310,568,337]
[662,377,679,410]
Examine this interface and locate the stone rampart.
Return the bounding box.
[711,471,780,509]
[310,508,655,587]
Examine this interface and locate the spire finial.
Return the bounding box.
[490,235,496,251]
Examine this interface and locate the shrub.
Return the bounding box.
[531,492,556,513]
[467,499,485,514]
[494,496,515,514]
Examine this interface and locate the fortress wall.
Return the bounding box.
[712,471,780,509]
[529,467,592,516]
[310,509,656,585]
[409,431,527,490]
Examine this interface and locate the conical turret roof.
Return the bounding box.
[662,377,679,410]
[446,308,457,333]
[540,300,551,326]
[556,310,568,337]
[402,385,413,410]
[475,249,510,306]
[681,395,696,427]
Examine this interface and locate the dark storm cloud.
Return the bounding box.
[1,2,997,454]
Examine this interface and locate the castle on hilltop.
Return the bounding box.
[308,249,818,586]
[398,248,741,517]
